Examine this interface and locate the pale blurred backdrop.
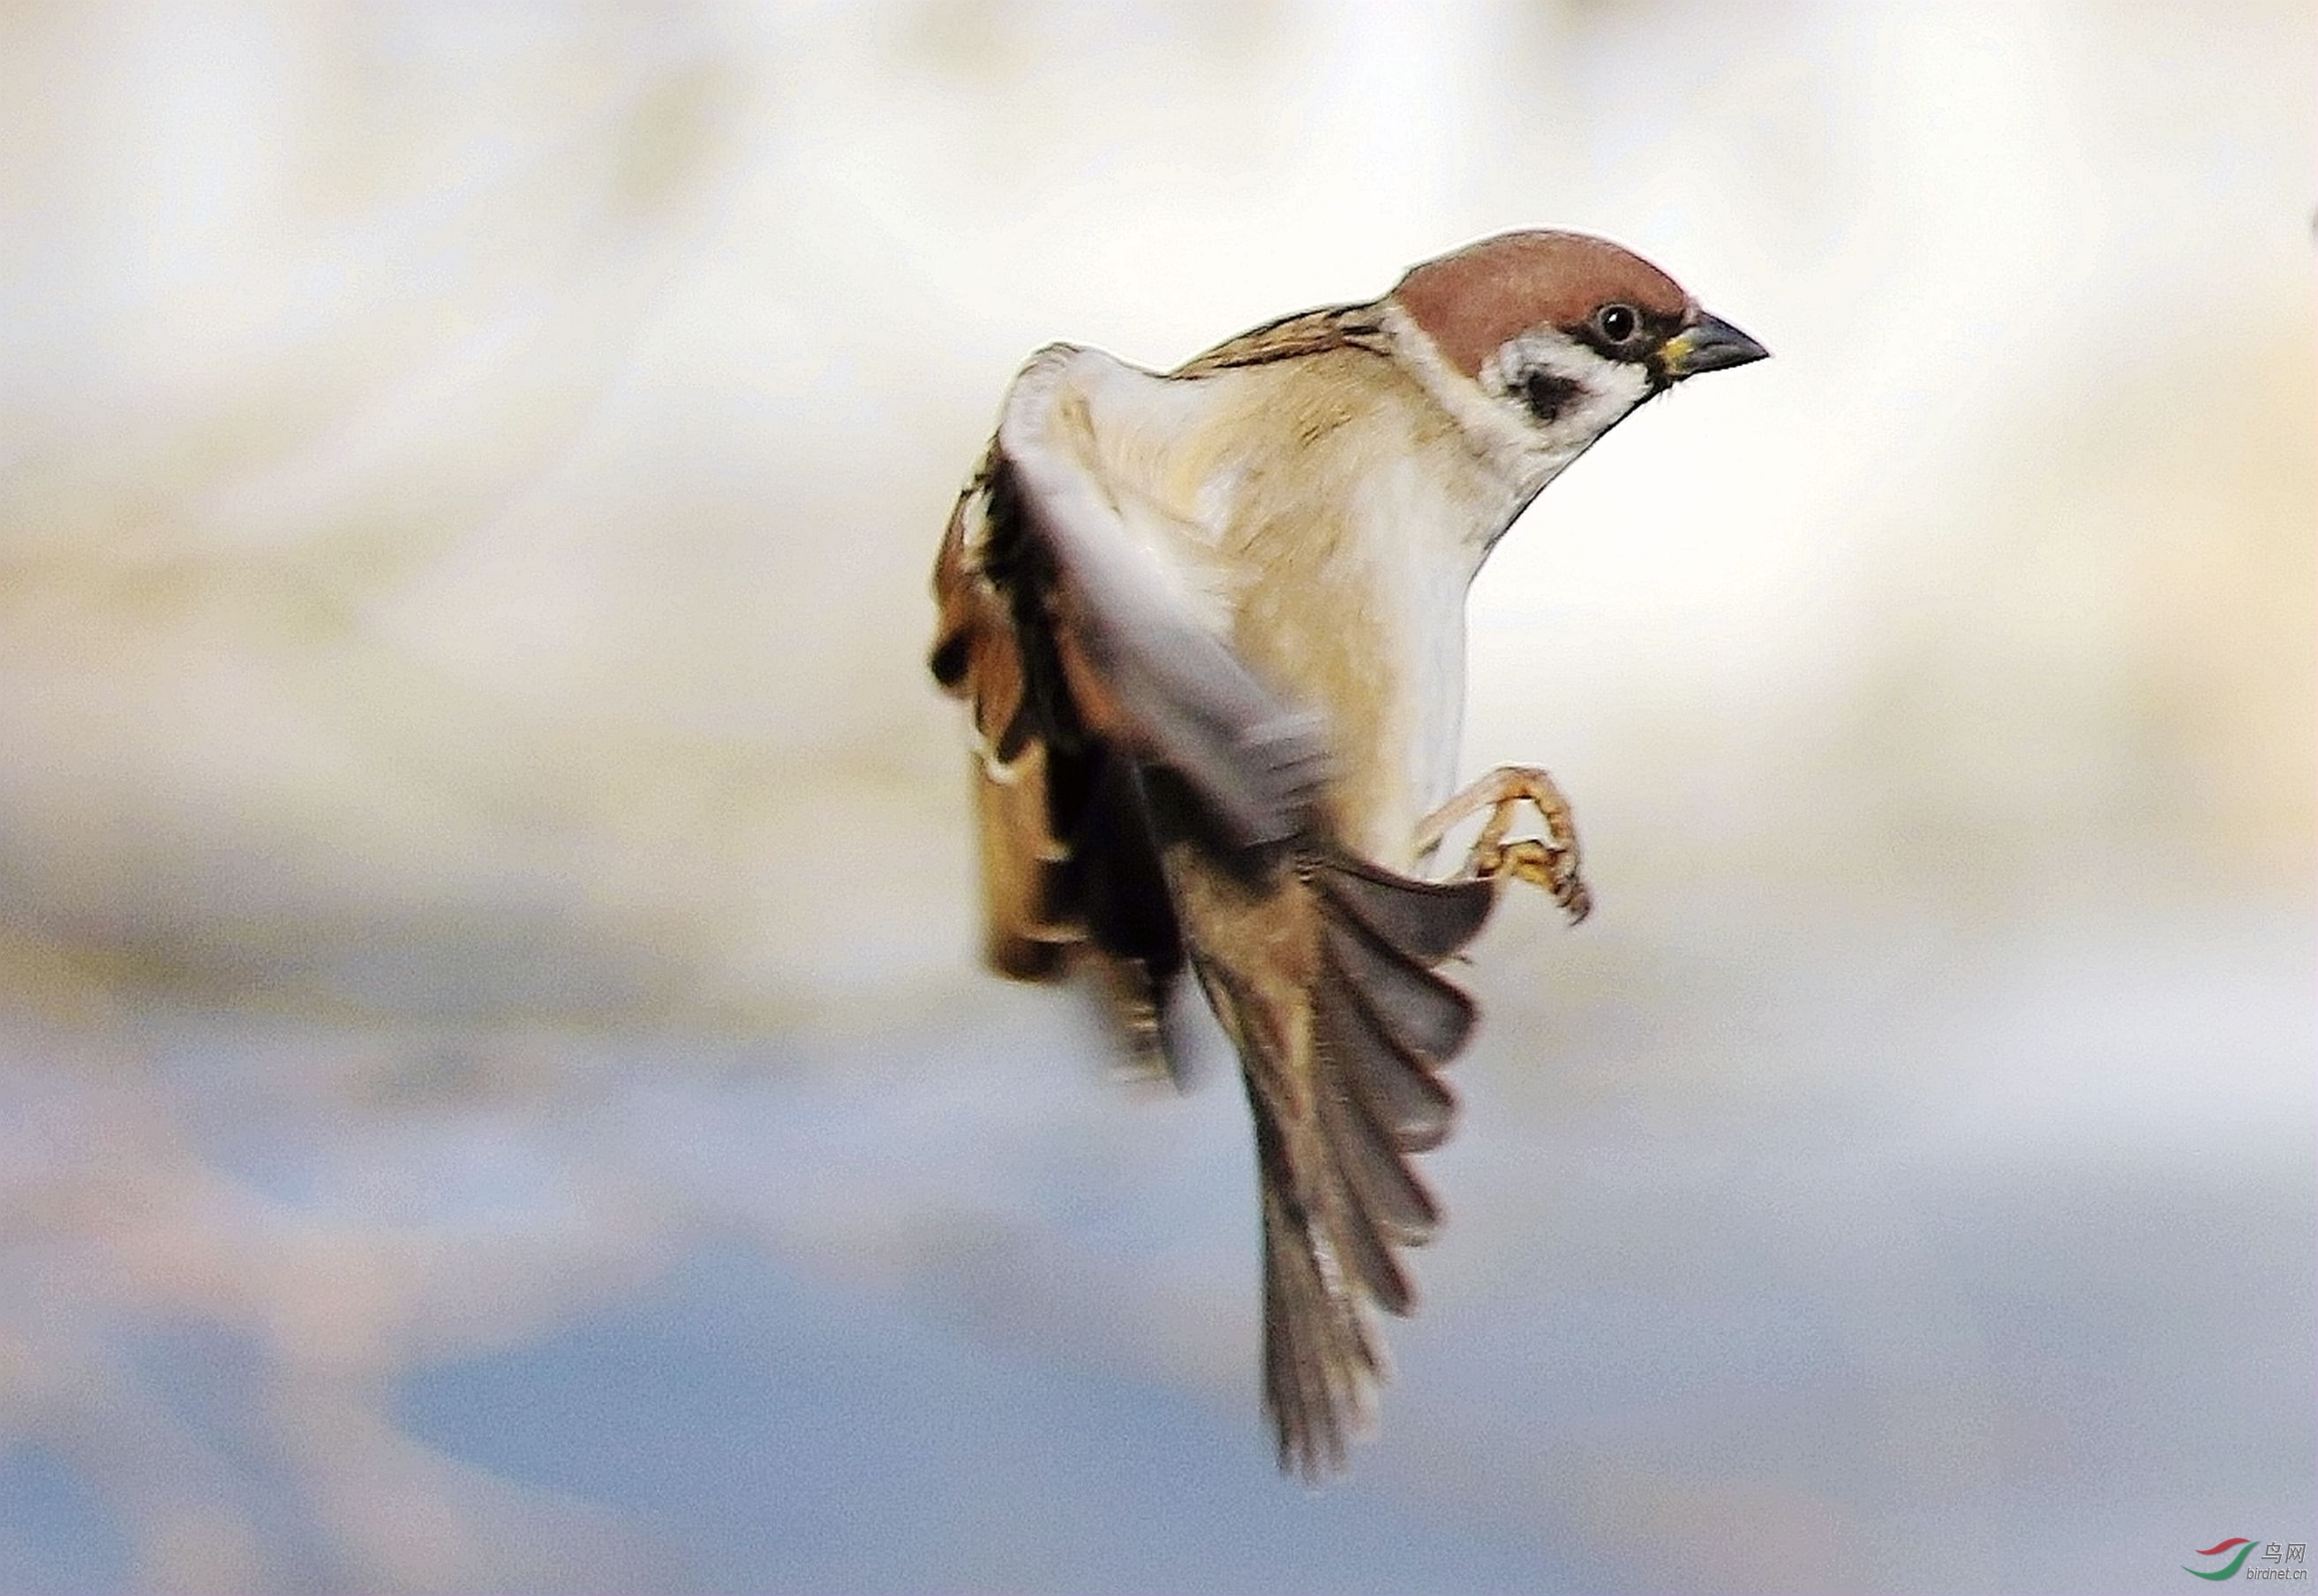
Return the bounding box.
[0,1,2310,1591]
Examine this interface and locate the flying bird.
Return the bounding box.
[929,230,1766,1479]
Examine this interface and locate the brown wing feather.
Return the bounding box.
[929,446,1188,1066]
[932,455,1072,976]
[1173,303,1392,376]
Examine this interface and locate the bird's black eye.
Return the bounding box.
[1594,303,1640,343]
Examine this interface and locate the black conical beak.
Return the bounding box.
[1661,312,1769,380]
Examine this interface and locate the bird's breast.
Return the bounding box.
[1224,463,1481,872]
[1118,354,1515,872]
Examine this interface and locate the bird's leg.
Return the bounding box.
[1411,765,1590,923]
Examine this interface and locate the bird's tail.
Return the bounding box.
[1176,846,1496,1479]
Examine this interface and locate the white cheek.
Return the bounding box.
[1547,362,1649,451]
[1482,333,1652,489]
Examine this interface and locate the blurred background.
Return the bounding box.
[0,0,2310,1590]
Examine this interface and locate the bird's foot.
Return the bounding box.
[1412,764,1589,923]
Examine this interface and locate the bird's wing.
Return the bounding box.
[928,341,1336,1023]
[986,345,1340,850]
[930,463,1063,977]
[931,340,1498,1474]
[929,434,1185,1065]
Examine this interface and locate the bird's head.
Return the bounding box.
[1386,230,1766,487]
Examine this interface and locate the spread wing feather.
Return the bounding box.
[931,446,1185,1056]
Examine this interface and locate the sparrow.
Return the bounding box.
[928,229,1766,1479]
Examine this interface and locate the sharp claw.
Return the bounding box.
[1558,874,1592,924]
[1418,766,1591,914]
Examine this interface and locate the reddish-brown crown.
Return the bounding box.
[1390,230,1693,379]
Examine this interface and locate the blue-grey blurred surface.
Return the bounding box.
[0,1,2311,1591]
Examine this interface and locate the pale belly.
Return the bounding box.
[1364,605,1467,872]
[1255,559,1470,875]
[1143,373,1503,876]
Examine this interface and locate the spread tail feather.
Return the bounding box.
[1178,844,1495,1480]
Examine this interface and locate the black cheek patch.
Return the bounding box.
[1521,370,1581,425]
